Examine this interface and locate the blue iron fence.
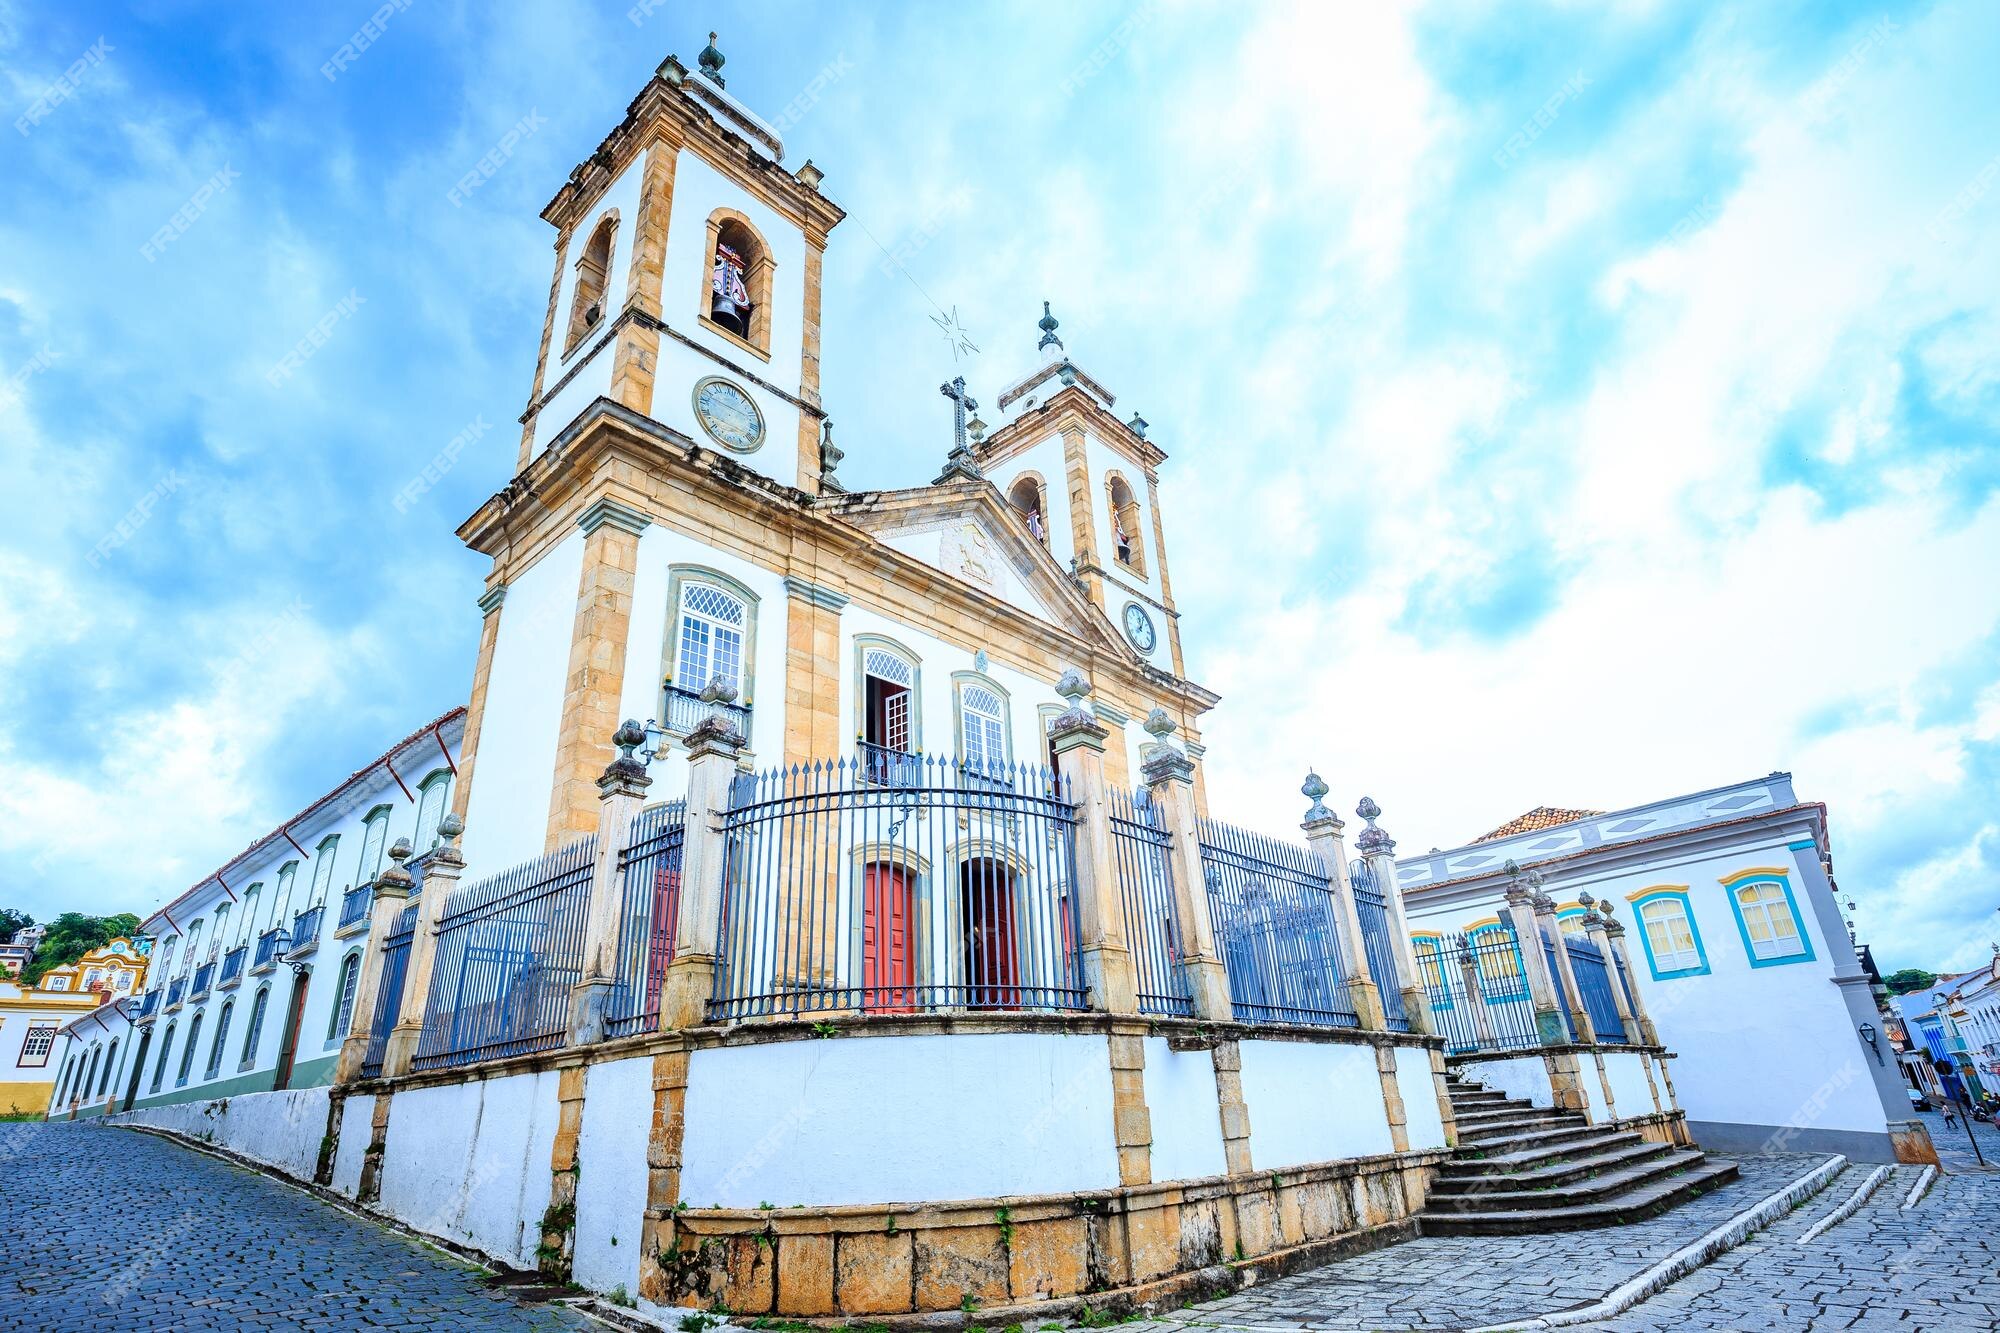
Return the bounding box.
[190,961,214,1001]
[1110,787,1192,1018]
[219,946,245,988]
[712,755,1085,1020]
[138,989,161,1020]
[1347,857,1410,1032]
[858,740,924,789]
[1417,926,1542,1054]
[1540,929,1579,1042]
[411,836,597,1071]
[290,905,324,956]
[1198,818,1359,1028]
[253,928,282,970]
[360,897,418,1079]
[338,883,372,931]
[605,800,687,1039]
[1564,933,1628,1043]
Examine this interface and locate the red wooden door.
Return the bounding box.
[646,867,681,998]
[962,861,1019,1008]
[863,863,915,1012]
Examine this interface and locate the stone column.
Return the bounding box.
[545,498,649,850]
[334,841,415,1084]
[1137,711,1231,1021]
[568,721,656,1045]
[660,717,745,1030]
[1049,670,1137,1015]
[1577,894,1636,1044]
[450,583,506,823]
[1531,880,1595,1044]
[780,576,847,767]
[1596,900,1660,1045]
[1502,873,1566,1047]
[1355,797,1428,1036]
[382,815,465,1078]
[1300,774,1386,1031]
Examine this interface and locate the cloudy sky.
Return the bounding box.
[2,1,1996,971]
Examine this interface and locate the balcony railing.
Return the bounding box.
[338,883,372,931]
[165,977,187,1011]
[137,989,161,1020]
[252,928,282,971]
[219,945,246,988]
[664,683,751,737]
[857,740,923,789]
[189,961,215,1001]
[289,905,324,957]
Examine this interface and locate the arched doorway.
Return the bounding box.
[959,857,1019,1008]
[273,970,311,1090]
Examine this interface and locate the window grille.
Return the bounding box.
[678,585,745,697]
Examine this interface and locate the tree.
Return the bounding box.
[1885,967,1939,996]
[0,908,31,943]
[20,911,143,986]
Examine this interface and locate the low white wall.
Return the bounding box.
[573,1054,653,1298]
[680,1032,1120,1207]
[1457,1053,1554,1109]
[1602,1051,1657,1119]
[1237,1039,1393,1168]
[330,1092,375,1197]
[1143,1037,1228,1181]
[1394,1047,1447,1150]
[377,1069,563,1269]
[115,1086,330,1181]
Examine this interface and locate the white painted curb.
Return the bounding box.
[1899,1164,1938,1210]
[1464,1154,1848,1332]
[1796,1164,1889,1243]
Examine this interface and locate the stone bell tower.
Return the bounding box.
[515,33,846,493]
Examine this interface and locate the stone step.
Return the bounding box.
[1455,1122,1634,1161]
[1426,1148,1715,1213]
[1452,1103,1552,1127]
[1428,1138,1678,1195]
[1419,1159,1741,1235]
[1457,1113,1588,1143]
[1451,1129,1649,1175]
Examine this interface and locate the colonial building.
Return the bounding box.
[1397,773,1925,1161]
[36,936,148,999]
[3,969,114,1118]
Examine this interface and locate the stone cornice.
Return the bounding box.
[577,496,651,537]
[782,576,850,611]
[977,385,1168,476]
[476,585,507,615]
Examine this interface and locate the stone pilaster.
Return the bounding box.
[1107,1027,1152,1186]
[1300,775,1385,1031]
[1356,797,1428,1035]
[1429,1046,1459,1147]
[540,1064,588,1279]
[568,721,655,1045]
[1211,1040,1253,1174]
[1597,901,1661,1045]
[546,499,649,850]
[796,234,826,494]
[334,841,414,1085]
[1375,1044,1410,1153]
[1578,895,1636,1044]
[608,133,679,415]
[638,1044,693,1306]
[1050,670,1137,1015]
[1502,877,1566,1046]
[518,229,569,472]
[1139,714,1231,1021]
[660,719,745,1029]
[1059,422,1102,610]
[449,583,507,823]
[382,816,465,1078]
[1531,883,1594,1043]
[781,575,846,767]
[1143,471,1183,677]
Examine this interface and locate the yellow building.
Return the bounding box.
[1,978,110,1117]
[36,937,150,1000]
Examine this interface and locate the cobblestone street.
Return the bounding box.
[0,1122,589,1331]
[1908,1107,2000,1173]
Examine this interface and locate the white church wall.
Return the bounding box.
[1236,1038,1395,1168]
[116,1085,330,1181]
[533,150,648,456]
[1394,1046,1448,1150]
[678,1032,1121,1207]
[532,337,618,457]
[1601,1050,1657,1118]
[572,1054,655,1297]
[1456,1052,1555,1109]
[330,1091,375,1197]
[878,524,1052,625]
[377,1069,563,1270]
[461,531,586,874]
[1142,1037,1229,1181]
[992,431,1076,571]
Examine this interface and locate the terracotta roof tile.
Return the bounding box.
[1473,806,1605,844]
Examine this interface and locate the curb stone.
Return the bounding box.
[1899,1164,1938,1210]
[1795,1164,1889,1244]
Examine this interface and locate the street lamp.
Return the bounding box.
[1858,1021,1882,1066]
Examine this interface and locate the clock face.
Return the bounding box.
[693,377,765,452]
[1122,602,1157,654]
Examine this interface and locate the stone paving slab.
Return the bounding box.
[0,1122,588,1331]
[1907,1107,2000,1173]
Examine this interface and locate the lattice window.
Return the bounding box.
[678,585,746,696]
[961,685,1007,773]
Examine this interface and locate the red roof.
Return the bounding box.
[1473,806,1604,844]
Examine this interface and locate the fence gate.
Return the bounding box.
[1110,787,1192,1017]
[1416,924,1542,1055]
[606,800,687,1038]
[360,896,418,1079]
[1564,933,1627,1043]
[1199,818,1359,1028]
[1347,857,1410,1032]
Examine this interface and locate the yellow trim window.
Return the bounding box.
[1734,881,1803,960]
[1641,898,1701,973]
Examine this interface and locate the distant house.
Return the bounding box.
[2,968,115,1117]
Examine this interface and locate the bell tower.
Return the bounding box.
[515,34,845,493]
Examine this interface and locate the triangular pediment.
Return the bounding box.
[830,484,1127,653]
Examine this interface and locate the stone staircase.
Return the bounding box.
[1419,1072,1739,1235]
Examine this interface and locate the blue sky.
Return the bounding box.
[2,1,1997,973]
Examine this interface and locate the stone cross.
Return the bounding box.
[934,376,984,483]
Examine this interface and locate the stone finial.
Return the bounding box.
[1047,667,1098,738]
[1037,300,1063,353]
[1128,413,1149,439]
[1354,795,1395,854]
[430,812,466,867]
[967,414,988,444]
[699,676,739,707]
[375,837,416,893]
[698,31,726,86]
[1143,707,1178,746]
[437,813,463,847]
[614,719,645,760]
[795,159,824,190]
[602,719,654,794]
[818,420,843,487]
[388,837,412,865]
[1302,770,1333,823]
[1577,890,1596,911]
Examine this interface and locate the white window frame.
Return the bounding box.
[18,1021,57,1068]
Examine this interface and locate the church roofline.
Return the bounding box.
[977,384,1167,474]
[996,356,1117,414]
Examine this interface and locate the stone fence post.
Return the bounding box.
[382,815,465,1078]
[1355,797,1429,1036]
[1137,710,1231,1021]
[1531,878,1595,1044]
[1050,670,1138,1015]
[333,841,412,1084]
[1595,900,1660,1045]
[1300,774,1386,1031]
[1501,873,1565,1046]
[569,721,655,1045]
[660,716,744,1030]
[1576,893,1636,1044]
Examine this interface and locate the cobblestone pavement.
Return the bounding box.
[0,1122,590,1331]
[1584,1165,2000,1332]
[1909,1106,2000,1173]
[1115,1154,1824,1331]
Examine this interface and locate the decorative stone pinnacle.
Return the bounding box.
[1143,707,1177,743]
[1037,300,1063,353]
[1128,413,1148,439]
[699,676,739,707]
[376,837,416,891]
[388,837,412,865]
[437,814,463,847]
[1577,890,1596,910]
[1048,667,1098,736]
[1302,770,1333,823]
[1354,795,1395,854]
[614,719,645,760]
[698,31,726,86]
[603,719,654,791]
